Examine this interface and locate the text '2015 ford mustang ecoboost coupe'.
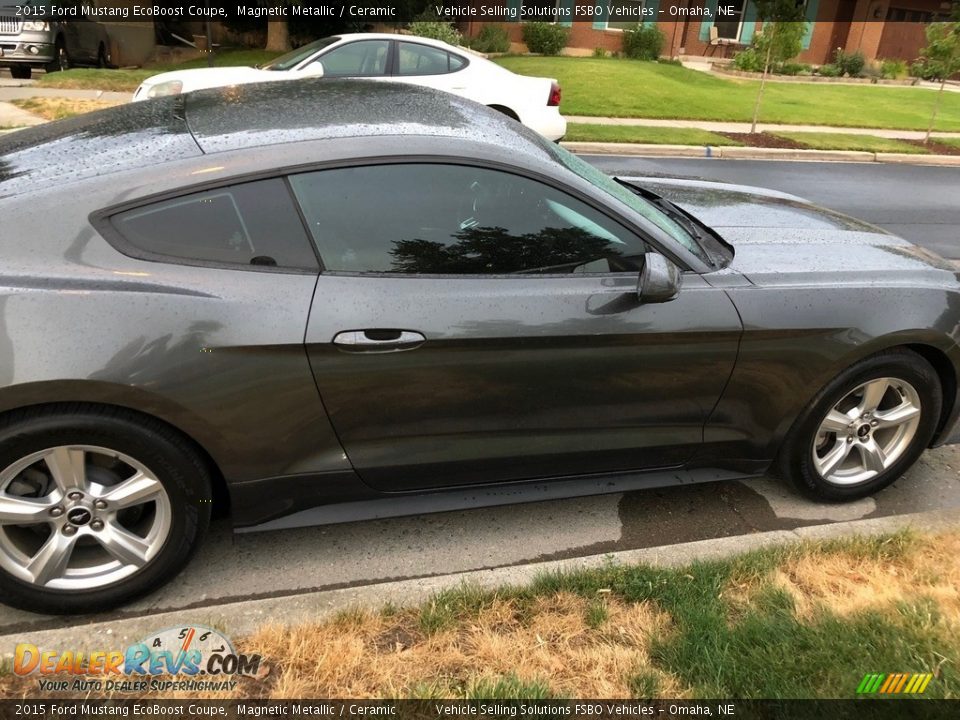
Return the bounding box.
[0,80,958,614]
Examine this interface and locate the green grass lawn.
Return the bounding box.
[36,49,283,93]
[566,123,741,145]
[774,131,930,153]
[496,56,960,132]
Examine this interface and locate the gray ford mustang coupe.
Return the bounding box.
[0,80,958,614]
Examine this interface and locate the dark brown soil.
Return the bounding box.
[898,138,960,155]
[719,132,808,149]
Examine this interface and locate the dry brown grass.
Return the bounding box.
[242,593,683,698]
[10,98,123,121]
[725,531,960,626]
[0,593,682,700]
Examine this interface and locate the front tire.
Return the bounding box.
[0,407,211,614]
[779,350,941,501]
[8,66,31,80]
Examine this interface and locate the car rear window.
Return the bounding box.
[110,179,318,271]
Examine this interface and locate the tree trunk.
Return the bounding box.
[750,37,774,134]
[265,19,290,53]
[925,79,946,144]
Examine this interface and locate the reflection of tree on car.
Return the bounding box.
[390,227,630,275]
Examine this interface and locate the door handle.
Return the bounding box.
[332,329,426,352]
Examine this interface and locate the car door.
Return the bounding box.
[292,162,742,492]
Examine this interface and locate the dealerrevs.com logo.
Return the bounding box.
[14,625,261,693]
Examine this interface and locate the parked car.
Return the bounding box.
[0,80,958,614]
[0,4,111,79]
[132,33,566,141]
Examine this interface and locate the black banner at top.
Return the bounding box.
[0,1,951,24]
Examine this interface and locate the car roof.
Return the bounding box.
[0,80,554,199]
[334,33,454,49]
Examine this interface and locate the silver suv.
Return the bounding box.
[0,4,110,80]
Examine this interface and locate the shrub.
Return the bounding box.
[521,22,569,56]
[880,58,908,79]
[657,57,683,66]
[834,47,866,76]
[592,47,607,58]
[408,21,462,47]
[469,25,511,54]
[621,25,664,61]
[817,63,840,77]
[776,62,811,75]
[733,48,764,72]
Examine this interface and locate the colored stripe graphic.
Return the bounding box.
[858,672,933,694]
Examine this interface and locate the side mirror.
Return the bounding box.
[300,62,325,78]
[638,252,681,303]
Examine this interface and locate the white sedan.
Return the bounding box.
[133,33,567,141]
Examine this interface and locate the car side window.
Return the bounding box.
[110,178,318,271]
[397,42,462,76]
[288,164,648,275]
[316,40,389,77]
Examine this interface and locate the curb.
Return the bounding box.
[2,508,956,653]
[561,141,960,165]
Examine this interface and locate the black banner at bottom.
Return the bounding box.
[0,700,957,720]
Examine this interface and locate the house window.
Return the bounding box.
[714,0,747,40]
[606,0,648,31]
[521,0,561,23]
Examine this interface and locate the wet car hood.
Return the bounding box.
[623,177,958,288]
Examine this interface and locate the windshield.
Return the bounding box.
[261,37,341,71]
[541,142,710,264]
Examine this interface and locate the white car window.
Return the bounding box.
[316,40,389,77]
[397,42,456,76]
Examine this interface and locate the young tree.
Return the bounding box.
[918,21,960,143]
[749,0,807,133]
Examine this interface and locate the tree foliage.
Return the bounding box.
[749,1,807,132]
[916,20,960,142]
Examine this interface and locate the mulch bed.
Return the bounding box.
[721,132,960,155]
[898,138,960,155]
[719,132,808,149]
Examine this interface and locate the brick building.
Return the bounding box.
[462,0,957,64]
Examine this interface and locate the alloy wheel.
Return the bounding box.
[811,377,922,486]
[0,445,171,590]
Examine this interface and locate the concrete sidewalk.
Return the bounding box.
[0,86,131,103]
[2,508,955,651]
[565,115,960,141]
[0,100,44,128]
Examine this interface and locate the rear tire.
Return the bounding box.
[488,105,520,122]
[779,350,941,501]
[0,407,211,614]
[8,66,31,80]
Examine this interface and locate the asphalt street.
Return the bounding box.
[1,156,959,632]
[582,156,960,261]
